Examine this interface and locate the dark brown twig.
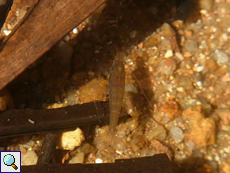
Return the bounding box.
[37,132,59,165]
[0,101,110,138]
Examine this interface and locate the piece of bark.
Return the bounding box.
[0,0,105,90]
[0,101,110,137]
[22,154,173,173]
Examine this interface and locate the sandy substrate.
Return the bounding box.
[1,0,230,172]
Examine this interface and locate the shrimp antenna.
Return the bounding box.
[132,72,153,109]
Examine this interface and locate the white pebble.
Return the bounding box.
[224,147,230,153]
[60,128,85,150]
[213,50,229,66]
[177,87,185,92]
[215,155,220,162]
[200,9,208,15]
[165,50,173,58]
[227,27,230,32]
[72,27,78,34]
[175,52,184,61]
[3,30,11,36]
[212,27,217,32]
[221,33,228,41]
[170,126,184,143]
[21,150,38,166]
[197,81,202,86]
[95,158,103,163]
[196,66,204,72]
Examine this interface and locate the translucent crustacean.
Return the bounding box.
[109,52,126,131]
[93,50,126,150]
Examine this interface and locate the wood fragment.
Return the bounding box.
[37,132,59,165]
[0,0,105,90]
[0,101,110,137]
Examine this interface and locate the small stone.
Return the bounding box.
[222,73,230,82]
[183,51,192,57]
[184,39,198,53]
[181,99,201,110]
[223,163,230,173]
[69,152,85,164]
[196,66,204,72]
[21,150,38,166]
[170,126,184,143]
[146,124,167,142]
[144,33,161,48]
[159,101,179,119]
[165,50,173,58]
[157,57,176,75]
[138,42,143,49]
[215,65,228,76]
[3,30,11,36]
[182,106,216,147]
[216,109,230,125]
[175,52,184,61]
[160,23,176,38]
[212,50,229,66]
[72,27,78,34]
[177,75,194,91]
[95,158,103,163]
[205,58,218,71]
[125,118,139,131]
[60,128,85,150]
[187,139,195,151]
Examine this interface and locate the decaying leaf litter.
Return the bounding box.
[1,0,230,172]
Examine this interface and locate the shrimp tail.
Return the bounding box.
[93,128,127,150]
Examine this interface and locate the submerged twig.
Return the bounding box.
[37,132,59,164]
[0,101,110,138]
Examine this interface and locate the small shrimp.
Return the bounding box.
[93,51,127,151]
[109,52,126,131]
